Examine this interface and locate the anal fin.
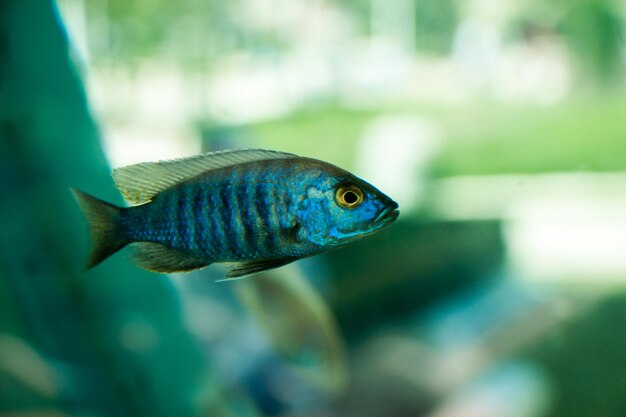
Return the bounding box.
[131,242,210,273]
[223,258,298,280]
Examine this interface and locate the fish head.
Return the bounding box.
[296,161,399,248]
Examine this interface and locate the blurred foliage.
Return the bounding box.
[413,0,459,54]
[3,0,626,416]
[247,94,626,177]
[103,0,184,58]
[557,0,625,85]
[431,94,626,176]
[345,0,460,53]
[509,0,624,85]
[527,295,626,417]
[248,106,375,170]
[0,1,210,415]
[86,0,231,67]
[324,219,504,339]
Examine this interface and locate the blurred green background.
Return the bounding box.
[1,0,625,416]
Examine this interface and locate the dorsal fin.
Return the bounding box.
[112,149,298,204]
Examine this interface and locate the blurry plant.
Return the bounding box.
[557,0,624,86]
[342,0,371,34]
[414,0,459,54]
[1,1,212,415]
[85,0,233,68]
[344,0,460,54]
[429,97,626,176]
[528,296,626,417]
[511,0,625,87]
[89,0,184,62]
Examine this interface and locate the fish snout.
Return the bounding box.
[374,201,399,225]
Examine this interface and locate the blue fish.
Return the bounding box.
[73,149,399,278]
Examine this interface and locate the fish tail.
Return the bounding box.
[71,188,129,269]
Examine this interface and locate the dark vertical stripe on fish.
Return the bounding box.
[202,185,213,255]
[161,191,175,245]
[240,170,258,257]
[276,179,292,247]
[170,190,180,244]
[161,190,171,244]
[210,184,226,258]
[226,181,240,257]
[183,185,195,250]
[254,175,273,256]
[218,181,236,258]
[204,187,216,256]
[175,186,184,246]
[231,170,248,258]
[144,194,161,242]
[174,187,185,247]
[263,169,282,255]
[266,171,283,254]
[193,185,205,253]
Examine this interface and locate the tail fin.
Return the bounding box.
[71,188,129,269]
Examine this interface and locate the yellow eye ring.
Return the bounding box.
[336,184,364,209]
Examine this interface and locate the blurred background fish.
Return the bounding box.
[234,266,349,392]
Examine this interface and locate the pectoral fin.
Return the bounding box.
[131,242,210,273]
[223,258,298,280]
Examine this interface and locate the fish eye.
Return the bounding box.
[336,184,364,209]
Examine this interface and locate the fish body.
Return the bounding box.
[73,149,399,278]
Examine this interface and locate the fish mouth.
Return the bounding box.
[374,202,400,226]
